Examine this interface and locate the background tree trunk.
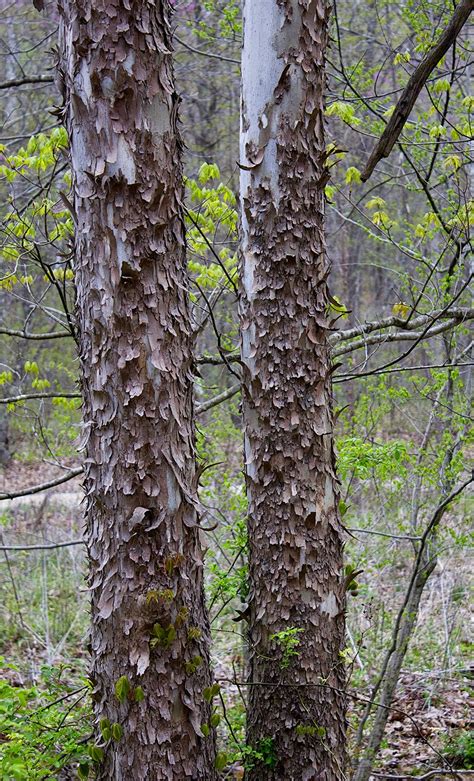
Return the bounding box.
[239,1,346,778]
[58,2,216,778]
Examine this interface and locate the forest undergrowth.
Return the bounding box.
[0,458,472,780]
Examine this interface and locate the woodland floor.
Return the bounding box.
[0,460,472,780]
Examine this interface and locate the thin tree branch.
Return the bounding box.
[195,382,240,415]
[329,308,474,347]
[333,316,472,358]
[174,34,240,65]
[0,327,71,340]
[0,467,83,500]
[197,307,474,367]
[196,352,239,366]
[333,278,473,380]
[361,0,474,181]
[0,75,54,90]
[348,528,422,541]
[0,539,84,551]
[0,392,80,404]
[334,361,473,382]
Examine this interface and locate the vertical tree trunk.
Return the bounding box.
[57,2,216,778]
[240,2,346,779]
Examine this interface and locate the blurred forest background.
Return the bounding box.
[0,0,472,778]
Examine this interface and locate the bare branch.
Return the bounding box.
[174,34,240,66]
[329,308,474,347]
[333,316,470,358]
[196,382,240,415]
[334,280,473,380]
[352,475,473,781]
[0,392,80,404]
[0,327,71,340]
[196,352,239,366]
[0,467,83,500]
[0,75,54,90]
[361,0,474,181]
[348,528,422,541]
[335,360,473,383]
[197,307,474,366]
[0,539,84,551]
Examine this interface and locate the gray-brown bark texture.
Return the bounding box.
[57,2,216,778]
[240,1,346,779]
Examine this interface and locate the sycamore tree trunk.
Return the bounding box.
[239,1,346,779]
[57,2,216,778]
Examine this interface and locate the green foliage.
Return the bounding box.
[186,162,238,292]
[270,627,304,669]
[345,166,362,185]
[0,661,90,780]
[77,761,90,780]
[185,655,203,675]
[195,0,241,40]
[134,686,145,703]
[214,750,228,771]
[114,675,130,703]
[210,711,221,728]
[99,717,111,741]
[150,623,177,650]
[0,128,72,265]
[187,626,202,641]
[327,294,349,319]
[325,101,361,127]
[295,724,326,738]
[344,564,361,597]
[443,731,474,769]
[146,588,174,606]
[87,743,104,763]
[242,737,277,770]
[337,436,411,482]
[203,683,220,703]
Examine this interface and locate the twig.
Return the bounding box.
[333,317,472,359]
[0,467,83,500]
[174,34,240,65]
[348,528,422,541]
[329,308,474,347]
[0,327,71,340]
[0,391,80,404]
[196,383,240,415]
[0,539,84,551]
[335,361,474,382]
[0,75,54,90]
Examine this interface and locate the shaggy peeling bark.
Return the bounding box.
[57,2,216,778]
[240,1,345,779]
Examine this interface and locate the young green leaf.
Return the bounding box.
[114,675,130,703]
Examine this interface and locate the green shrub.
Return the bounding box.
[443,730,474,769]
[0,661,91,780]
